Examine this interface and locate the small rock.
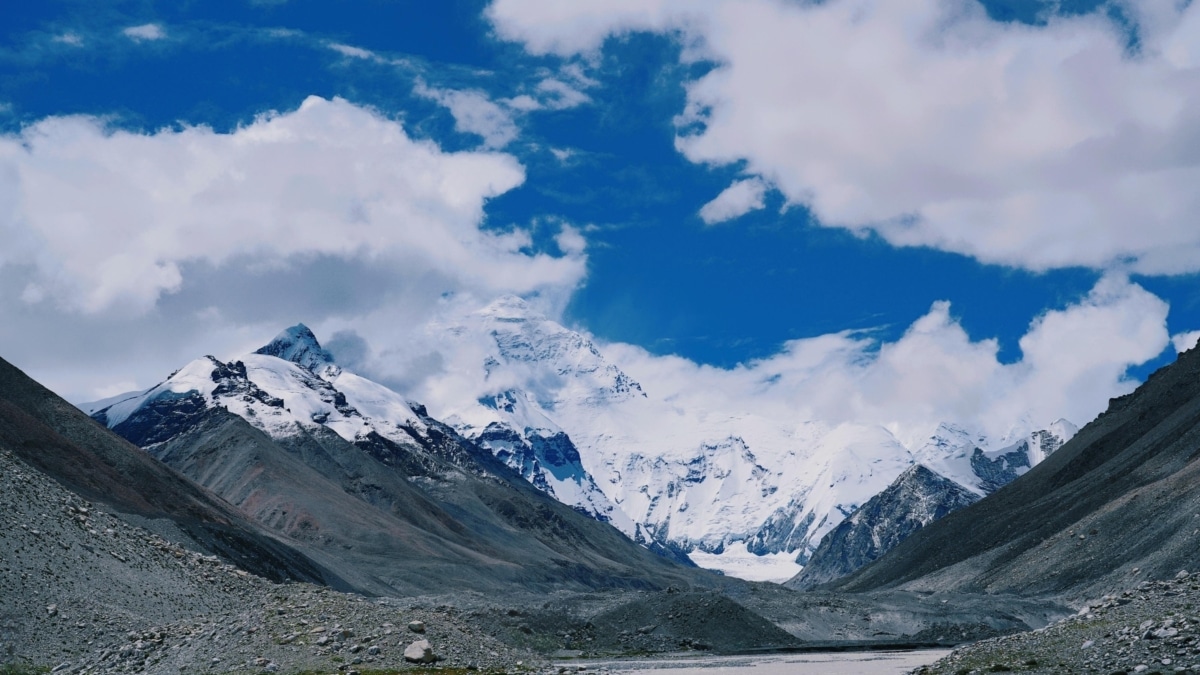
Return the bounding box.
[367,645,380,656]
[407,620,425,633]
[1177,570,1190,580]
[404,639,436,664]
[1081,640,1094,649]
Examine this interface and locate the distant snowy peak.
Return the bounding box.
[474,296,645,404]
[90,327,425,450]
[255,323,335,373]
[913,420,1077,496]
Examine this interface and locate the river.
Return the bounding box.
[557,649,952,675]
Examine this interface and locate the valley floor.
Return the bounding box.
[560,649,952,675]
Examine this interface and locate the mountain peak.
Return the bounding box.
[255,324,334,372]
[478,295,540,322]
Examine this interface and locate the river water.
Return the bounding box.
[559,649,952,675]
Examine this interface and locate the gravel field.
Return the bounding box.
[0,445,542,675]
[913,572,1200,675]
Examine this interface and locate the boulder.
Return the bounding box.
[404,639,436,664]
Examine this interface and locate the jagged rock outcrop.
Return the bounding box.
[787,465,980,589]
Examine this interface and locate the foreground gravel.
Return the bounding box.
[913,572,1200,675]
[0,446,543,674]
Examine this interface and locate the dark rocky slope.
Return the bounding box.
[0,442,540,673]
[0,356,345,589]
[831,344,1200,600]
[788,464,980,589]
[148,405,705,595]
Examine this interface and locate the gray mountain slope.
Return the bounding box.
[788,464,980,589]
[0,356,348,589]
[142,396,711,596]
[830,344,1200,600]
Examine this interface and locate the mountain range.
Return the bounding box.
[84,325,704,596]
[9,311,1200,672]
[353,297,1077,579]
[87,304,1076,585]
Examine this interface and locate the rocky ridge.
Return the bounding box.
[788,464,982,589]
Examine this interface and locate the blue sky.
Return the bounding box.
[2,0,1200,436]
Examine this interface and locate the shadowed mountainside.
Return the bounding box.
[149,404,709,595]
[0,356,347,589]
[827,344,1200,600]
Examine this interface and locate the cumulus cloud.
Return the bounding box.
[595,274,1169,446]
[488,0,1200,274]
[122,24,166,41]
[1172,330,1200,353]
[698,177,768,224]
[0,96,584,315]
[0,96,590,401]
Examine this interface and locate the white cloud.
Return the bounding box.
[488,0,1200,274]
[54,33,84,47]
[698,177,767,224]
[596,274,1169,447]
[1172,330,1200,353]
[122,24,166,41]
[535,77,591,110]
[328,42,375,60]
[415,81,521,149]
[555,224,587,256]
[0,96,584,315]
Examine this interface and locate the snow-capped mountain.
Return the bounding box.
[92,325,428,452]
[911,420,1079,496]
[88,322,627,526]
[86,310,1077,583]
[84,324,706,594]
[425,296,1078,580]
